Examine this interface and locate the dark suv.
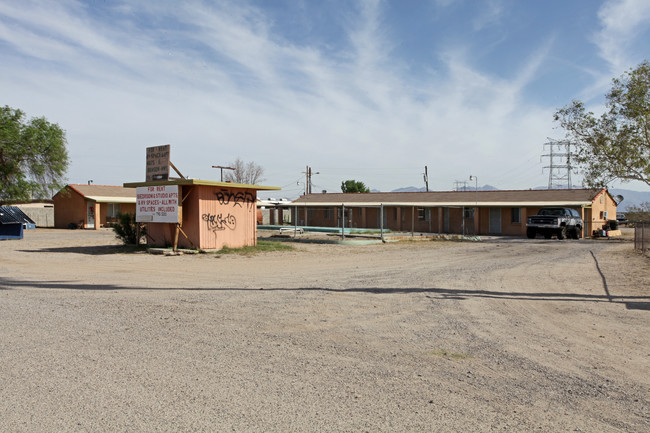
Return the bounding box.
[526,207,583,240]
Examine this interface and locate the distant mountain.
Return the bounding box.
[609,189,650,211]
[390,185,499,192]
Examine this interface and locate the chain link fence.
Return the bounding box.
[634,222,650,256]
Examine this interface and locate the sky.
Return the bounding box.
[1,0,649,199]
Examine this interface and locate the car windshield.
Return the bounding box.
[538,208,565,216]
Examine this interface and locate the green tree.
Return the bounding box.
[554,60,650,188]
[341,179,370,193]
[0,106,69,202]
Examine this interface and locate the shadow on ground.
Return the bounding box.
[18,245,146,255]
[1,277,648,311]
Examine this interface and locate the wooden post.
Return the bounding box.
[173,223,180,252]
[95,203,101,231]
[169,161,186,179]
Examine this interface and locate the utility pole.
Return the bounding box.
[542,139,573,189]
[453,180,468,191]
[423,166,429,192]
[212,165,235,182]
[302,165,320,195]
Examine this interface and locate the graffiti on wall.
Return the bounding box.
[202,213,237,232]
[215,190,255,208]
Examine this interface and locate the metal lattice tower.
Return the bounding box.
[453,180,469,191]
[542,139,573,189]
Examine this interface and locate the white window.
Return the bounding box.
[106,203,121,218]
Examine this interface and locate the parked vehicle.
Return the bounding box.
[526,207,583,240]
[616,213,628,225]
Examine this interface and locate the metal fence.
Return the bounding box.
[634,222,650,256]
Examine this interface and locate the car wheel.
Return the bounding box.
[572,227,582,239]
[557,227,566,240]
[526,228,536,239]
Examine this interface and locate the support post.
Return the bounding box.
[380,204,384,243]
[95,203,101,231]
[462,207,465,236]
[341,204,345,240]
[411,206,415,237]
[294,206,298,238]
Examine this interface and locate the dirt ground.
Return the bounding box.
[1,228,649,432]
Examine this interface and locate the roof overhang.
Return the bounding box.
[86,196,137,204]
[123,178,280,191]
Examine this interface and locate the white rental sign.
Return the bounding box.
[136,185,180,223]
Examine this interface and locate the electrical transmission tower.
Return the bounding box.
[453,180,469,191]
[542,139,573,189]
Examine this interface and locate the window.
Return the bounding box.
[106,203,120,218]
[511,208,521,223]
[324,208,333,220]
[464,208,474,219]
[308,208,314,219]
[418,208,430,221]
[358,208,362,217]
[394,208,398,220]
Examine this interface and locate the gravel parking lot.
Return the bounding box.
[1,229,649,432]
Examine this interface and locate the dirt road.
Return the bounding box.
[1,229,649,432]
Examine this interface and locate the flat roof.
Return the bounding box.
[123,179,280,191]
[291,188,605,208]
[288,201,594,208]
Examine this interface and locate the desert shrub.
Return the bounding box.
[112,212,146,245]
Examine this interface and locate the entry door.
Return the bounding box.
[86,201,95,229]
[489,208,501,234]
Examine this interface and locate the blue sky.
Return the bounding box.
[1,0,649,198]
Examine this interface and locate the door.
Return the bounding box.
[489,208,501,234]
[86,201,95,229]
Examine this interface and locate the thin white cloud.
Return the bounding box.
[594,0,650,72]
[0,0,584,192]
[472,0,504,32]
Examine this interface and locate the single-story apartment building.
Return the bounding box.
[53,184,136,229]
[290,188,618,237]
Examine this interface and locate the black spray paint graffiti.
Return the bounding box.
[202,213,237,232]
[215,190,255,208]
